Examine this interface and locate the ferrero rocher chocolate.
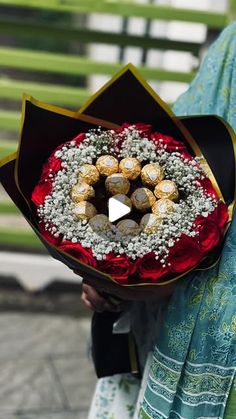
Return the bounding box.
[141,163,164,186]
[73,201,97,220]
[96,155,119,176]
[140,213,161,234]
[119,157,141,180]
[154,180,179,201]
[131,187,156,211]
[117,219,140,236]
[70,181,95,203]
[89,214,112,232]
[105,174,130,195]
[112,194,132,209]
[78,164,100,185]
[152,198,175,217]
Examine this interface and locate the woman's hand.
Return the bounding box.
[76,270,177,312]
[81,283,122,312]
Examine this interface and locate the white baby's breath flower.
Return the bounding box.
[37,125,218,265]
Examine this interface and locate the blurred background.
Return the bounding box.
[0,0,235,418]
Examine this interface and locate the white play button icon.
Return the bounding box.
[108,196,131,222]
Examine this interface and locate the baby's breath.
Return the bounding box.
[38,126,218,264]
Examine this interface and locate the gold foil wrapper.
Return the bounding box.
[152,198,175,217]
[154,180,179,201]
[96,155,119,176]
[119,157,141,180]
[131,187,156,211]
[105,174,130,195]
[140,213,161,234]
[70,181,95,203]
[73,201,97,220]
[141,163,164,186]
[78,164,100,185]
[89,214,112,232]
[117,219,140,236]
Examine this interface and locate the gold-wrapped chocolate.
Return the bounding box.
[154,180,179,201]
[78,164,100,185]
[89,214,112,232]
[70,181,95,203]
[105,174,130,195]
[141,163,164,186]
[152,198,175,217]
[119,157,141,180]
[112,194,132,209]
[131,187,156,211]
[140,213,161,234]
[96,155,119,176]
[73,201,97,220]
[117,219,140,236]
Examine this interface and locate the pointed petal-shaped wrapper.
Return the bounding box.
[0,97,124,289]
[15,96,119,207]
[80,64,236,207]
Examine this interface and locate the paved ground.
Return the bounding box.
[0,311,96,419]
[0,187,97,418]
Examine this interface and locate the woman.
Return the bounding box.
[83,21,236,418]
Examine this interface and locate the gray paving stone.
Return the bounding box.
[0,359,63,410]
[0,311,96,419]
[0,314,91,359]
[1,411,87,419]
[52,357,96,410]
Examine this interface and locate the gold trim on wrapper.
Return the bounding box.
[0,152,17,168]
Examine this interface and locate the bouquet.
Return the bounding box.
[31,122,228,285]
[0,64,235,294]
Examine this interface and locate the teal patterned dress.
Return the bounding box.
[88,21,236,419]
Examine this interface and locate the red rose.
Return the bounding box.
[39,154,62,182]
[196,220,221,252]
[194,202,228,252]
[31,181,52,207]
[117,123,151,136]
[168,235,203,273]
[39,161,51,182]
[150,132,188,153]
[132,123,152,134]
[199,177,218,198]
[72,132,86,145]
[48,155,62,173]
[195,202,228,243]
[213,201,229,231]
[136,252,168,282]
[98,253,134,282]
[39,222,61,246]
[59,241,97,268]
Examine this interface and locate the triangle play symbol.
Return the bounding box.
[108,196,131,222]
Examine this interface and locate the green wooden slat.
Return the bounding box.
[0,202,20,214]
[0,18,201,55]
[0,140,17,159]
[0,227,43,248]
[0,140,17,149]
[0,148,16,159]
[0,79,91,107]
[0,110,20,131]
[0,0,228,28]
[0,47,195,83]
